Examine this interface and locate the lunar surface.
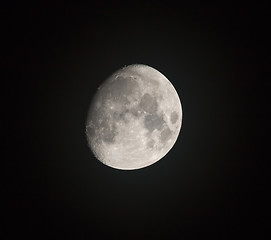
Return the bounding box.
[85,64,182,170]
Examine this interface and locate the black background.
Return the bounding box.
[3,1,270,239]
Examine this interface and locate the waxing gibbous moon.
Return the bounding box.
[85,64,182,170]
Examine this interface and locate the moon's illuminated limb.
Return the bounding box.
[86,64,182,170]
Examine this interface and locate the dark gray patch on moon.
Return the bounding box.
[112,108,129,122]
[144,114,165,132]
[106,76,139,103]
[130,107,141,117]
[160,127,172,143]
[170,111,178,124]
[147,139,155,148]
[139,93,158,113]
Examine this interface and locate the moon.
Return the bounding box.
[85,64,182,170]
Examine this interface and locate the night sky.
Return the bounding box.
[3,1,269,239]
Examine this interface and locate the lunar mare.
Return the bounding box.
[86,64,182,170]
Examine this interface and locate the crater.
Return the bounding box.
[170,111,178,124]
[160,127,172,143]
[139,93,158,113]
[144,114,165,132]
